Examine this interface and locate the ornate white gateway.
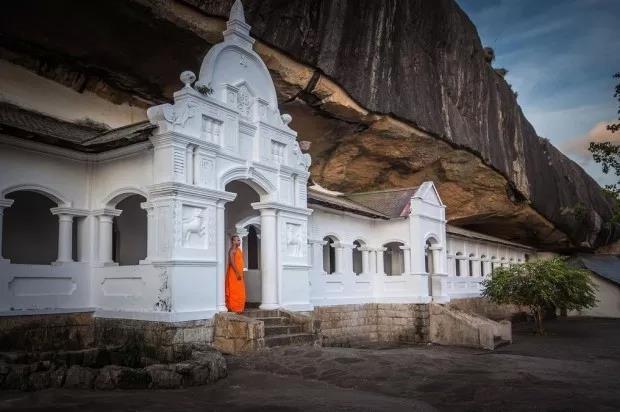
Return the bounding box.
[146,0,312,312]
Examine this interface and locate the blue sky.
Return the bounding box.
[457,0,620,186]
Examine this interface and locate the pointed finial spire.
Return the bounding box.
[230,0,246,23]
[223,0,254,49]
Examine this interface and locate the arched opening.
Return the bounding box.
[113,194,147,266]
[322,236,337,274]
[491,256,497,273]
[383,241,404,276]
[352,240,364,275]
[225,180,262,304]
[480,255,487,276]
[468,254,475,276]
[425,238,436,274]
[2,191,61,264]
[455,252,463,276]
[246,224,260,270]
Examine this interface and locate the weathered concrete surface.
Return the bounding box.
[1,318,618,411]
[429,303,511,350]
[1,0,618,250]
[449,297,526,321]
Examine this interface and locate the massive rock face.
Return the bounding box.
[182,0,617,250]
[1,0,617,250]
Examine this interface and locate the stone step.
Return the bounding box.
[258,316,290,326]
[493,337,511,349]
[242,309,282,319]
[264,333,316,348]
[264,324,303,337]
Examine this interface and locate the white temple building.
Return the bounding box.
[0,1,532,322]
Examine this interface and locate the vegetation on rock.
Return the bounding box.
[481,257,596,335]
[589,72,620,221]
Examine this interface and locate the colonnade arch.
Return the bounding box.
[1,190,60,264]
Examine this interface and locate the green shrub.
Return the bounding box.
[481,257,597,334]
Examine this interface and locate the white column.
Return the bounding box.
[369,249,377,274]
[56,214,74,263]
[400,245,411,274]
[0,199,14,260]
[141,202,155,263]
[186,145,194,184]
[361,249,370,275]
[216,201,227,311]
[309,239,325,273]
[94,208,122,265]
[376,247,386,276]
[98,215,114,264]
[431,248,441,276]
[259,208,278,310]
[334,244,345,274]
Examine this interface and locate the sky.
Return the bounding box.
[457,0,620,187]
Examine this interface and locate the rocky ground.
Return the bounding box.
[1,317,618,411]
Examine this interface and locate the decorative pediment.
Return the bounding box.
[413,181,444,207]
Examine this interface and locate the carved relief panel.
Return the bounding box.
[282,220,307,260]
[181,205,213,249]
[271,140,286,164]
[201,115,222,144]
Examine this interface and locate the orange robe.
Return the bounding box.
[225,247,246,313]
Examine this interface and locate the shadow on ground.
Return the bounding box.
[1,317,618,411]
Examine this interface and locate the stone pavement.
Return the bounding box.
[1,317,619,411]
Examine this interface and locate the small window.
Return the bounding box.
[455,252,463,276]
[322,236,336,274]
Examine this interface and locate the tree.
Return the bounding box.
[589,72,620,220]
[589,73,620,192]
[481,258,597,335]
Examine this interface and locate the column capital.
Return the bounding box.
[50,207,89,217]
[92,208,123,217]
[257,207,278,217]
[56,214,74,223]
[398,245,411,251]
[375,247,387,252]
[358,246,373,252]
[428,245,443,251]
[0,199,14,209]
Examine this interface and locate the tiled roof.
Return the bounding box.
[307,187,389,219]
[345,187,419,218]
[0,102,100,145]
[572,254,620,286]
[0,102,154,152]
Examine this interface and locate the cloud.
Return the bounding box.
[560,121,620,161]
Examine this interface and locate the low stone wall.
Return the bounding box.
[0,346,226,391]
[314,304,429,347]
[0,312,95,352]
[449,298,526,321]
[95,318,214,362]
[212,313,264,354]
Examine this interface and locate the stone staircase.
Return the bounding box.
[242,309,317,348]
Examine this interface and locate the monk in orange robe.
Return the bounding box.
[225,234,246,313]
